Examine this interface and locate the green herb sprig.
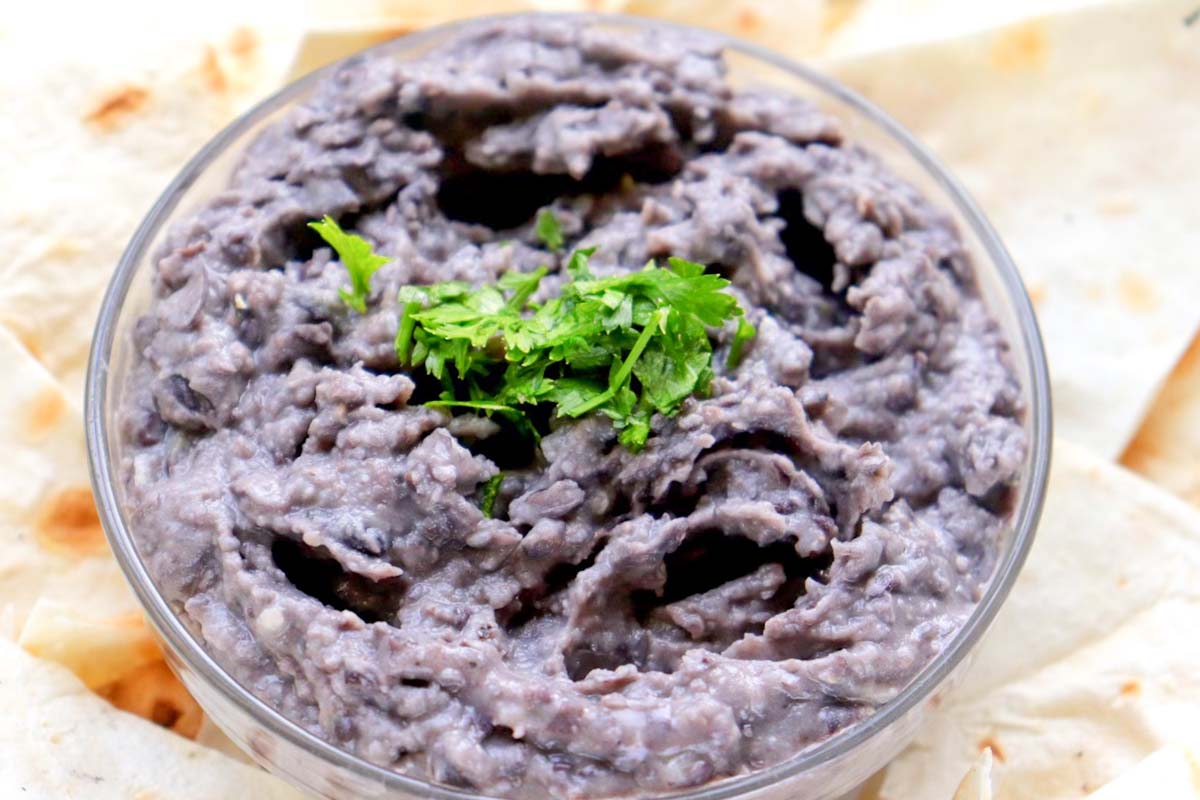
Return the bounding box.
[535,208,564,252]
[310,215,390,313]
[305,214,755,452]
[479,473,504,518]
[395,248,752,452]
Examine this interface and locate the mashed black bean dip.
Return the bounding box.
[119,19,1026,798]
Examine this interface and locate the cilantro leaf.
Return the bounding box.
[727,316,757,369]
[565,247,597,280]
[535,209,564,252]
[384,240,748,453]
[479,473,504,518]
[308,216,390,314]
[309,215,388,316]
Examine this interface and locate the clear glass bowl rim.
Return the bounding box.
[85,12,1053,800]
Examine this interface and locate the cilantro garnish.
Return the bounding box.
[393,248,752,452]
[727,316,757,369]
[309,215,390,313]
[301,216,754,452]
[479,473,504,518]
[535,209,564,252]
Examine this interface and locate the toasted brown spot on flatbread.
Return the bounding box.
[736,7,763,34]
[822,0,862,38]
[46,237,84,259]
[1118,270,1157,314]
[1027,282,1047,309]
[229,26,258,61]
[1119,679,1141,697]
[35,487,107,557]
[200,45,228,94]
[1099,198,1137,217]
[978,736,1006,762]
[104,660,204,739]
[83,85,150,131]
[26,387,66,439]
[989,22,1048,72]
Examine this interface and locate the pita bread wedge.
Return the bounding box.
[0,1,300,397]
[292,0,825,79]
[953,750,994,800]
[0,307,205,744]
[873,440,1200,799]
[1086,744,1200,798]
[822,0,1200,458]
[0,324,135,630]
[18,598,161,691]
[1122,333,1200,507]
[819,0,1104,56]
[0,638,302,799]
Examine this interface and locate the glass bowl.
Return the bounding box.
[86,13,1052,800]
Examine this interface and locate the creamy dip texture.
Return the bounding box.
[119,19,1027,798]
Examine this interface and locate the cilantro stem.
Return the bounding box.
[726,316,757,370]
[425,399,518,414]
[394,301,422,365]
[563,308,666,417]
[504,266,548,312]
[370,233,749,454]
[479,473,504,518]
[613,308,666,388]
[428,400,542,442]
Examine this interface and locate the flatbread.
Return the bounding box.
[953,750,994,800]
[820,0,1105,56]
[0,324,135,630]
[291,0,1094,79]
[0,638,302,799]
[1086,745,1200,798]
[0,320,216,731]
[867,440,1200,799]
[0,0,300,397]
[292,1,825,78]
[1122,333,1200,506]
[822,0,1200,458]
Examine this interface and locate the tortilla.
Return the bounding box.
[820,0,1105,56]
[0,0,300,397]
[18,598,161,690]
[953,750,994,800]
[0,638,302,799]
[0,325,137,631]
[1122,333,1200,506]
[292,1,826,78]
[864,440,1200,799]
[822,0,1200,458]
[291,0,1094,79]
[1086,745,1200,798]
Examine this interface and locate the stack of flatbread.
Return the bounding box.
[2,0,1197,796]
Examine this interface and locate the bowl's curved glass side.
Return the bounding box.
[85,13,1051,800]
